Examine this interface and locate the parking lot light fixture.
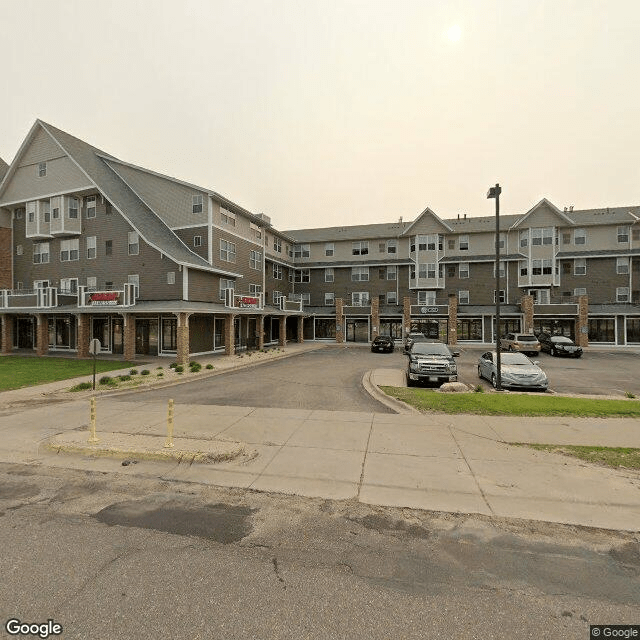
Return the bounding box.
[487,183,502,390]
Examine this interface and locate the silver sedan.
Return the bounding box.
[477,351,549,391]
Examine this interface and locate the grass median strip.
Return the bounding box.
[379,386,640,417]
[0,356,137,391]
[513,444,640,470]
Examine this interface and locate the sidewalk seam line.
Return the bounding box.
[357,415,376,500]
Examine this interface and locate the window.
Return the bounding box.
[27,202,35,223]
[387,266,396,280]
[352,292,369,306]
[273,237,282,253]
[325,242,334,256]
[458,290,470,304]
[386,239,397,254]
[221,207,236,226]
[34,280,50,289]
[33,243,50,264]
[127,274,140,296]
[167,272,175,285]
[351,266,369,281]
[562,261,571,274]
[386,291,397,304]
[417,291,436,305]
[192,194,203,214]
[324,292,335,306]
[574,228,586,245]
[14,208,24,220]
[105,240,113,256]
[52,197,60,219]
[60,239,79,262]
[86,196,96,218]
[272,290,283,304]
[543,259,552,275]
[86,277,96,291]
[86,236,96,259]
[617,257,630,274]
[448,238,455,250]
[574,288,587,296]
[633,229,640,241]
[273,264,283,280]
[520,261,528,276]
[128,231,139,255]
[294,269,310,283]
[378,267,386,280]
[418,263,436,279]
[250,223,262,240]
[298,293,310,305]
[16,245,23,256]
[493,261,506,278]
[562,232,571,244]
[459,263,469,279]
[459,235,469,251]
[352,241,368,256]
[617,226,630,243]
[38,162,46,177]
[193,235,202,247]
[294,244,310,258]
[219,278,234,300]
[617,287,630,302]
[220,239,236,262]
[249,250,262,270]
[446,265,455,278]
[60,278,78,294]
[493,290,506,303]
[105,201,112,215]
[105,281,114,291]
[68,197,79,219]
[532,227,553,246]
[520,230,528,248]
[574,258,586,275]
[378,241,386,253]
[532,260,542,276]
[496,233,506,249]
[325,268,334,283]
[43,201,50,223]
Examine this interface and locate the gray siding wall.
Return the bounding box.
[211,231,261,288]
[175,226,209,262]
[187,268,219,303]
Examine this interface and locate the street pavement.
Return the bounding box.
[0,346,638,532]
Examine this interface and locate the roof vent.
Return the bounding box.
[564,207,568,212]
[463,213,467,219]
[399,216,403,224]
[569,205,574,212]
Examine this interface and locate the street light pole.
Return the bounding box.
[487,183,502,390]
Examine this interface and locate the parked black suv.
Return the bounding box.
[406,342,459,386]
[371,335,395,353]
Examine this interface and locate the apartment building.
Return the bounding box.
[0,121,638,361]
[0,121,304,363]
[285,202,640,347]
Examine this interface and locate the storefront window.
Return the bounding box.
[314,318,336,339]
[411,319,447,341]
[588,318,615,343]
[457,319,482,341]
[533,319,575,339]
[162,318,177,352]
[380,319,402,339]
[626,318,640,344]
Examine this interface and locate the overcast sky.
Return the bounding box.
[3,0,639,228]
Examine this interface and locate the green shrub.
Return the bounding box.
[70,381,93,392]
[156,366,163,370]
[169,362,177,368]
[99,376,114,385]
[205,364,214,370]
[175,365,184,373]
[118,374,132,382]
[473,385,484,393]
[129,369,138,375]
[190,362,202,372]
[140,369,150,376]
[625,391,636,399]
[157,372,164,377]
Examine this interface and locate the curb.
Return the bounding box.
[361,370,420,415]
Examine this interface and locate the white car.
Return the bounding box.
[477,351,548,391]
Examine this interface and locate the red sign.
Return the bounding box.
[90,292,120,306]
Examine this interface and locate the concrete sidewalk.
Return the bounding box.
[1,395,638,532]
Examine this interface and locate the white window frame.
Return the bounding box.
[249,284,262,295]
[272,290,283,304]
[16,244,23,256]
[273,237,282,253]
[325,268,334,283]
[324,292,335,306]
[67,197,79,219]
[87,236,96,259]
[38,162,47,177]
[128,231,139,256]
[493,290,506,303]
[127,274,140,296]
[352,241,369,256]
[325,242,334,257]
[519,230,528,248]
[351,266,369,282]
[249,250,262,270]
[574,258,586,276]
[60,278,78,294]
[86,277,97,291]
[574,228,586,245]
[459,262,469,279]
[219,278,234,300]
[167,272,176,285]
[458,290,470,304]
[86,195,96,218]
[617,226,630,243]
[220,239,236,263]
[386,239,397,254]
[351,291,369,306]
[193,235,202,247]
[386,291,397,304]
[273,263,283,280]
[493,261,506,278]
[617,287,630,302]
[192,194,203,214]
[60,239,79,262]
[294,269,310,283]
[386,266,397,280]
[294,244,310,258]
[574,288,587,296]
[221,207,236,226]
[616,257,630,275]
[33,242,50,264]
[417,291,436,305]
[459,235,469,251]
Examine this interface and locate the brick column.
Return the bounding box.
[258,315,265,350]
[521,295,534,333]
[403,296,411,339]
[279,316,287,346]
[335,298,344,343]
[77,313,90,358]
[176,312,190,365]
[225,314,235,355]
[447,293,458,346]
[123,314,136,361]
[576,295,589,347]
[297,316,304,343]
[1,315,14,354]
[370,296,380,340]
[36,314,49,356]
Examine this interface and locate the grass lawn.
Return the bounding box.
[514,444,640,470]
[0,356,138,391]
[380,386,640,418]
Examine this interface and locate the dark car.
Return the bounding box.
[403,332,434,353]
[538,332,583,358]
[371,335,395,353]
[406,341,458,387]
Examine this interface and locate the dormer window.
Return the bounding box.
[192,194,203,214]
[86,195,96,218]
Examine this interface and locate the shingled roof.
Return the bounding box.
[0,158,8,182]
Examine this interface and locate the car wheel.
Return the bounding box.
[550,347,556,356]
[477,365,483,380]
[575,353,582,358]
[406,373,414,387]
[508,345,513,352]
[491,373,498,388]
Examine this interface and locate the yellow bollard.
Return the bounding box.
[164,399,175,448]
[88,397,99,443]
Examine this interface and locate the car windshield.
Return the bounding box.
[499,352,532,365]
[516,335,537,341]
[551,336,573,344]
[412,343,450,356]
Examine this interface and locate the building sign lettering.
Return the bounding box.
[237,296,259,308]
[89,292,120,306]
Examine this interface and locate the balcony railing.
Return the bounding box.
[0,287,58,309]
[224,288,265,310]
[78,283,137,308]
